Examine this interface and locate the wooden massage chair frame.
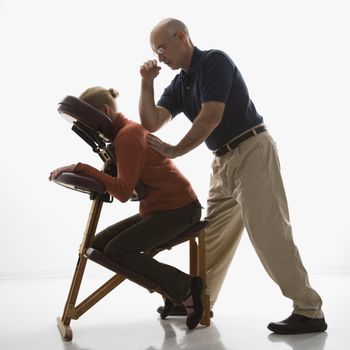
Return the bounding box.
[53,96,211,341]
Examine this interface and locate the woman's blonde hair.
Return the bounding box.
[79,86,119,110]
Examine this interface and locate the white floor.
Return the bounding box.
[1,269,349,350]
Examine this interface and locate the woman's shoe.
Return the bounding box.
[160,297,174,320]
[182,276,204,330]
[158,301,187,318]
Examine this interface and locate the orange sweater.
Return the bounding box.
[74,113,197,217]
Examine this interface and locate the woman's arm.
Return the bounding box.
[74,133,147,202]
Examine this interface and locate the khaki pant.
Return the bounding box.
[205,130,324,318]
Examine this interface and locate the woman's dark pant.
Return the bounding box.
[91,200,202,302]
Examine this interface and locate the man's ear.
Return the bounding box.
[177,31,186,42]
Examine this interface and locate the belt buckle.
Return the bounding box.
[225,143,233,152]
[216,144,230,157]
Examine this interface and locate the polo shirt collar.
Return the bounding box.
[180,47,203,78]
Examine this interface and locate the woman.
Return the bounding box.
[49,86,203,329]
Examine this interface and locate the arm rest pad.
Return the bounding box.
[53,172,106,194]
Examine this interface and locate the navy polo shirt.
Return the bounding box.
[157,47,263,151]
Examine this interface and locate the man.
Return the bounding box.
[139,18,327,334]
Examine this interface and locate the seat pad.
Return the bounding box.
[156,220,208,250]
[84,220,208,287]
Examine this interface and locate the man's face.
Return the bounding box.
[150,29,182,70]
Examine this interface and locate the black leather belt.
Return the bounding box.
[213,125,267,157]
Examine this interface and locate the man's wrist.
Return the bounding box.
[141,78,154,90]
[172,145,185,158]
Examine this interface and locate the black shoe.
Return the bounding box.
[157,303,214,318]
[157,301,187,318]
[267,313,328,334]
[182,276,204,330]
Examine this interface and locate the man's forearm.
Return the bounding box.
[174,111,220,157]
[139,79,158,131]
[146,102,224,158]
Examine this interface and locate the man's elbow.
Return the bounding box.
[142,122,158,133]
[140,115,159,133]
[202,101,225,129]
[209,114,223,129]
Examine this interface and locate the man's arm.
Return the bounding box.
[147,101,225,158]
[139,59,171,132]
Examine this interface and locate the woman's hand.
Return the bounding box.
[49,164,76,181]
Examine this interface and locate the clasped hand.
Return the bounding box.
[139,59,161,80]
[49,164,76,181]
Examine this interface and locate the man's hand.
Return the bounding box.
[140,59,161,81]
[146,134,180,159]
[49,164,76,181]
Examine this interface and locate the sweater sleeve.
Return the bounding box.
[74,132,147,203]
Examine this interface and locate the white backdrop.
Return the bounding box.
[0,0,349,281]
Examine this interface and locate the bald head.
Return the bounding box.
[151,18,189,37]
[150,18,194,71]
